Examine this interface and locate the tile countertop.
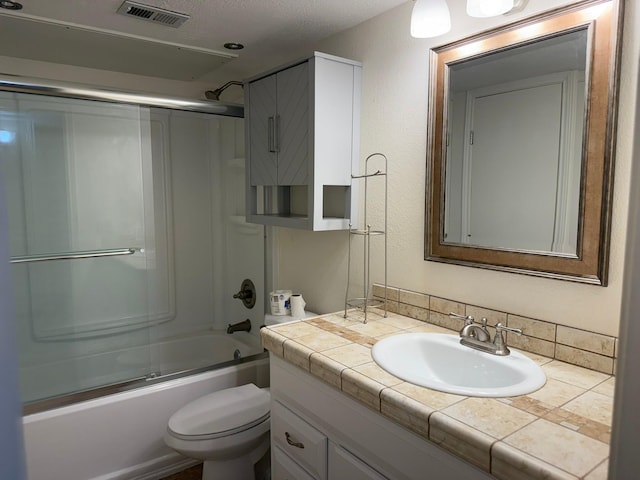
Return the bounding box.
[260,310,614,480]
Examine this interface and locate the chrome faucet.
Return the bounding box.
[448,313,522,356]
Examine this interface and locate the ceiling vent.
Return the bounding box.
[117,1,189,28]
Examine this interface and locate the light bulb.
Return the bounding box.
[466,0,514,18]
[411,0,452,39]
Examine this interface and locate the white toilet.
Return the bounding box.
[164,383,271,480]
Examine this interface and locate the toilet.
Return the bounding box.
[166,312,317,479]
[164,383,271,480]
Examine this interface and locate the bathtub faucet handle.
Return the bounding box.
[233,279,256,309]
[233,290,251,300]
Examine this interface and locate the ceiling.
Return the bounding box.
[0,0,408,89]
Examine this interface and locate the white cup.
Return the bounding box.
[269,290,292,316]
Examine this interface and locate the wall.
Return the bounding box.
[610,28,640,475]
[1,1,635,339]
[274,0,639,337]
[0,55,215,100]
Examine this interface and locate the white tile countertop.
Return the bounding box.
[260,309,614,480]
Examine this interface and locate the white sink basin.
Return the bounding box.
[371,333,546,397]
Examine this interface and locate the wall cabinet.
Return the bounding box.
[270,355,494,480]
[244,52,361,230]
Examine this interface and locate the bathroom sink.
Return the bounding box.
[371,333,546,397]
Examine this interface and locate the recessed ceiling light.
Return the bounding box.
[224,42,244,51]
[0,0,23,10]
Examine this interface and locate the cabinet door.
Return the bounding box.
[248,74,278,186]
[273,446,318,480]
[271,400,327,479]
[328,442,388,480]
[276,61,309,186]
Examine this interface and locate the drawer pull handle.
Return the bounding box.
[285,431,305,449]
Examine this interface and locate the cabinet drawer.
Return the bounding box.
[273,445,317,480]
[271,400,327,479]
[328,442,389,480]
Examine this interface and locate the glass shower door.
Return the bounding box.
[0,92,158,403]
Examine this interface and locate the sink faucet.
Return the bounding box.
[448,313,522,356]
[449,312,490,341]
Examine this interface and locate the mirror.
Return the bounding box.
[425,0,622,285]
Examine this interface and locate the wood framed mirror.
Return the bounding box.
[425,0,623,285]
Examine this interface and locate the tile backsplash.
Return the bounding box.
[372,284,617,375]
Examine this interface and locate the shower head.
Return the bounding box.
[205,81,244,101]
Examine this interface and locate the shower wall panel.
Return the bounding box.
[0,92,164,402]
[1,89,262,405]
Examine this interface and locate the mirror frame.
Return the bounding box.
[425,0,623,285]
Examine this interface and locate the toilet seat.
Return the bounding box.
[167,384,270,441]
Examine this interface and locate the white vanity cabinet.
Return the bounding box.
[244,52,361,230]
[271,400,327,479]
[328,443,389,480]
[269,355,494,480]
[271,398,387,480]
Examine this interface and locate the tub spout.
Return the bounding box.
[227,319,252,334]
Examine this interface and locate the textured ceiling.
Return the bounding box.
[0,0,408,86]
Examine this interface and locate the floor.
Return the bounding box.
[159,464,202,480]
[159,449,271,479]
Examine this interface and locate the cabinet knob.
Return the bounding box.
[285,431,305,449]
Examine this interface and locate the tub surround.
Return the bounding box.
[261,310,614,480]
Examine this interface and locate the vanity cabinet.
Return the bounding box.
[270,355,494,480]
[328,443,389,480]
[271,400,327,479]
[271,397,387,480]
[244,52,361,230]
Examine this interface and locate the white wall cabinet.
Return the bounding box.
[244,52,361,230]
[270,355,494,480]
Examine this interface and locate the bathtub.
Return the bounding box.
[21,330,264,404]
[22,332,269,480]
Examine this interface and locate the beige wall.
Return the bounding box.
[2,1,636,337]
[275,0,639,337]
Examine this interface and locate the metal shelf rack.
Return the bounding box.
[344,153,388,323]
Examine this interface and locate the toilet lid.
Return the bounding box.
[168,384,270,438]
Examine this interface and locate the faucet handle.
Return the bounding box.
[449,312,474,325]
[495,323,522,335]
[492,323,522,356]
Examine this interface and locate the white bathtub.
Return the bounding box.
[151,330,262,375]
[21,330,262,404]
[22,333,269,480]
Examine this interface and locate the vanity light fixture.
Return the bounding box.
[410,0,451,38]
[466,0,515,18]
[411,0,526,38]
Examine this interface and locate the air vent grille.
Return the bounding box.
[117,1,189,28]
